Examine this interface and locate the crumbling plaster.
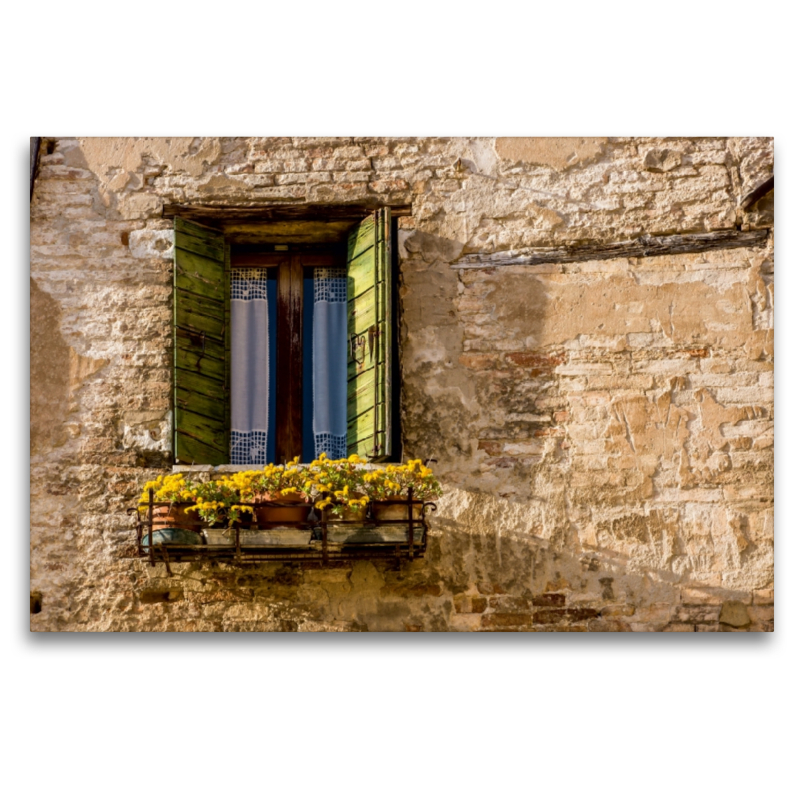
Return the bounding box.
[30,136,773,631]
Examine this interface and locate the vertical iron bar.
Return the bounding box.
[407,487,414,558]
[322,505,328,567]
[148,488,155,566]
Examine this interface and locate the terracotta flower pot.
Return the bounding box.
[326,495,368,522]
[151,503,202,532]
[331,507,367,522]
[372,495,423,522]
[254,491,310,526]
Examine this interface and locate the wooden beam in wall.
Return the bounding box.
[163,203,412,223]
[451,228,770,269]
[739,175,774,211]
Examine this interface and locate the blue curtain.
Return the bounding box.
[312,267,348,459]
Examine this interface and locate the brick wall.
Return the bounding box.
[30,137,773,631]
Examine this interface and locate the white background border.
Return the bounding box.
[10,2,794,798]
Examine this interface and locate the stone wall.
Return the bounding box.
[30,136,773,631]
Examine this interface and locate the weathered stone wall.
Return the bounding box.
[30,137,773,631]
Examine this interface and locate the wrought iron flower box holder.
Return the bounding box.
[133,488,431,571]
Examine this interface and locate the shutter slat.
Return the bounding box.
[347,246,379,298]
[349,286,378,337]
[174,218,229,465]
[175,369,227,402]
[175,217,226,260]
[346,215,377,260]
[175,250,227,299]
[345,209,392,459]
[175,331,226,370]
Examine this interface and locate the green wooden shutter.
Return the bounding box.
[173,217,230,464]
[346,208,392,459]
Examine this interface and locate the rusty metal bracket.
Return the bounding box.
[349,333,367,365]
[159,544,173,577]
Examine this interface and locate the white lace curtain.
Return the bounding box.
[229,264,347,464]
[230,268,269,465]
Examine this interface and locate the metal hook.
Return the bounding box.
[349,333,367,365]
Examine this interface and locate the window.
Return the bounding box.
[172,209,397,466]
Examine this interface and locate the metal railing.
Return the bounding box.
[130,488,433,573]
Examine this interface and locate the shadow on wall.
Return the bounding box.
[398,229,547,493]
[26,484,770,632]
[422,488,770,632]
[30,277,73,453]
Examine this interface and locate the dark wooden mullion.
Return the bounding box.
[275,255,304,463]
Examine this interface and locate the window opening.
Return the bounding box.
[173,208,399,466]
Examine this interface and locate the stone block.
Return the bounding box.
[681,587,745,606]
[745,605,773,625]
[600,604,635,617]
[673,604,722,624]
[753,589,774,605]
[717,601,750,628]
[449,614,483,632]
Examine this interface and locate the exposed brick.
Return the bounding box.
[505,352,565,368]
[531,608,599,624]
[531,593,566,607]
[481,613,533,629]
[453,594,487,614]
[589,618,632,632]
[386,583,442,598]
[471,597,488,614]
[600,604,635,617]
[477,440,503,456]
[490,595,531,613]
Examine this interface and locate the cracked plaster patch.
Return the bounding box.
[129,228,174,260]
[78,137,222,206]
[495,137,607,170]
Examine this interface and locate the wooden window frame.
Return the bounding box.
[171,205,407,466]
[229,249,338,464]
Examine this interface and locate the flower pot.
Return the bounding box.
[151,503,202,532]
[326,523,424,544]
[204,527,313,547]
[203,529,233,546]
[243,528,313,547]
[330,507,367,522]
[372,496,423,522]
[254,492,310,525]
[142,527,203,552]
[324,495,368,523]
